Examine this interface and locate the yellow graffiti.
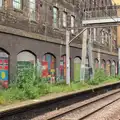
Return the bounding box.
[1,72,6,79]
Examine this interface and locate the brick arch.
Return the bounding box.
[101,59,106,71]
[41,53,56,83]
[0,48,9,88]
[74,57,81,81]
[106,60,111,76]
[94,58,99,69]
[111,60,116,76]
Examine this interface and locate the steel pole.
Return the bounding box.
[119,48,120,75]
[66,30,70,85]
[80,29,88,81]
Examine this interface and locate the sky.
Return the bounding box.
[112,0,120,5]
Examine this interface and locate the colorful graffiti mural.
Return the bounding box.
[74,57,81,81]
[94,59,99,69]
[116,62,118,75]
[42,54,56,83]
[0,52,9,88]
[106,60,111,76]
[60,55,66,80]
[17,51,36,75]
[111,61,116,76]
[101,60,106,72]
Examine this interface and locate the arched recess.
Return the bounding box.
[60,55,66,80]
[94,58,99,69]
[101,59,106,72]
[111,61,116,76]
[0,49,9,88]
[60,55,71,81]
[116,61,118,75]
[74,57,81,81]
[17,50,36,74]
[106,60,111,76]
[42,53,56,83]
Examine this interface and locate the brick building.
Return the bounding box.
[0,0,118,87]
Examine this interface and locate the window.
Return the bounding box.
[0,0,2,7]
[91,28,94,40]
[105,33,108,43]
[71,15,75,34]
[13,0,21,9]
[53,7,58,28]
[93,28,96,41]
[63,12,67,27]
[29,0,36,21]
[101,31,104,44]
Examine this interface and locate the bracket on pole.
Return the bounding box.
[69,28,87,44]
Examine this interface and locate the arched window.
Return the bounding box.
[106,60,111,76]
[74,57,81,81]
[101,59,106,72]
[0,49,9,88]
[94,58,99,69]
[13,0,22,10]
[111,61,116,76]
[42,53,56,83]
[60,55,66,80]
[17,50,36,74]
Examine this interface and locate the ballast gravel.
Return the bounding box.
[84,99,120,120]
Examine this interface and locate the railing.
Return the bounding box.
[83,5,119,20]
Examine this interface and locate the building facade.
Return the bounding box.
[0,0,118,88]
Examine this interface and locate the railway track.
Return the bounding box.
[1,82,120,120]
[36,89,120,120]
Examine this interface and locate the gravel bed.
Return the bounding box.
[31,90,120,120]
[84,99,120,120]
[52,92,120,120]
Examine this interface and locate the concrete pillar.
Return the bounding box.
[117,9,120,75]
[119,48,120,75]
[70,57,74,81]
[9,53,17,83]
[80,29,88,81]
[56,56,60,81]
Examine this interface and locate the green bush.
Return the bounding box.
[0,67,119,105]
[87,69,107,85]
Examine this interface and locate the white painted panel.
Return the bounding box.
[0,52,8,58]
[74,57,81,64]
[17,51,35,62]
[82,17,120,25]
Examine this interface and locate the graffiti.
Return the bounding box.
[42,54,56,83]
[111,61,116,76]
[17,61,34,71]
[101,60,106,73]
[0,52,9,88]
[106,61,111,76]
[60,56,66,80]
[94,59,99,69]
[42,61,48,77]
[74,57,81,81]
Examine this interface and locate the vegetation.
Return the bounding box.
[0,68,119,105]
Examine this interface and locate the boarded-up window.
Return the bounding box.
[0,51,9,89]
[0,0,2,7]
[42,54,56,83]
[93,28,96,41]
[101,31,104,44]
[13,0,21,9]
[63,12,67,27]
[29,0,36,21]
[53,7,58,28]
[71,15,75,34]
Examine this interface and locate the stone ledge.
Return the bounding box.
[0,81,120,114]
[0,24,118,57]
